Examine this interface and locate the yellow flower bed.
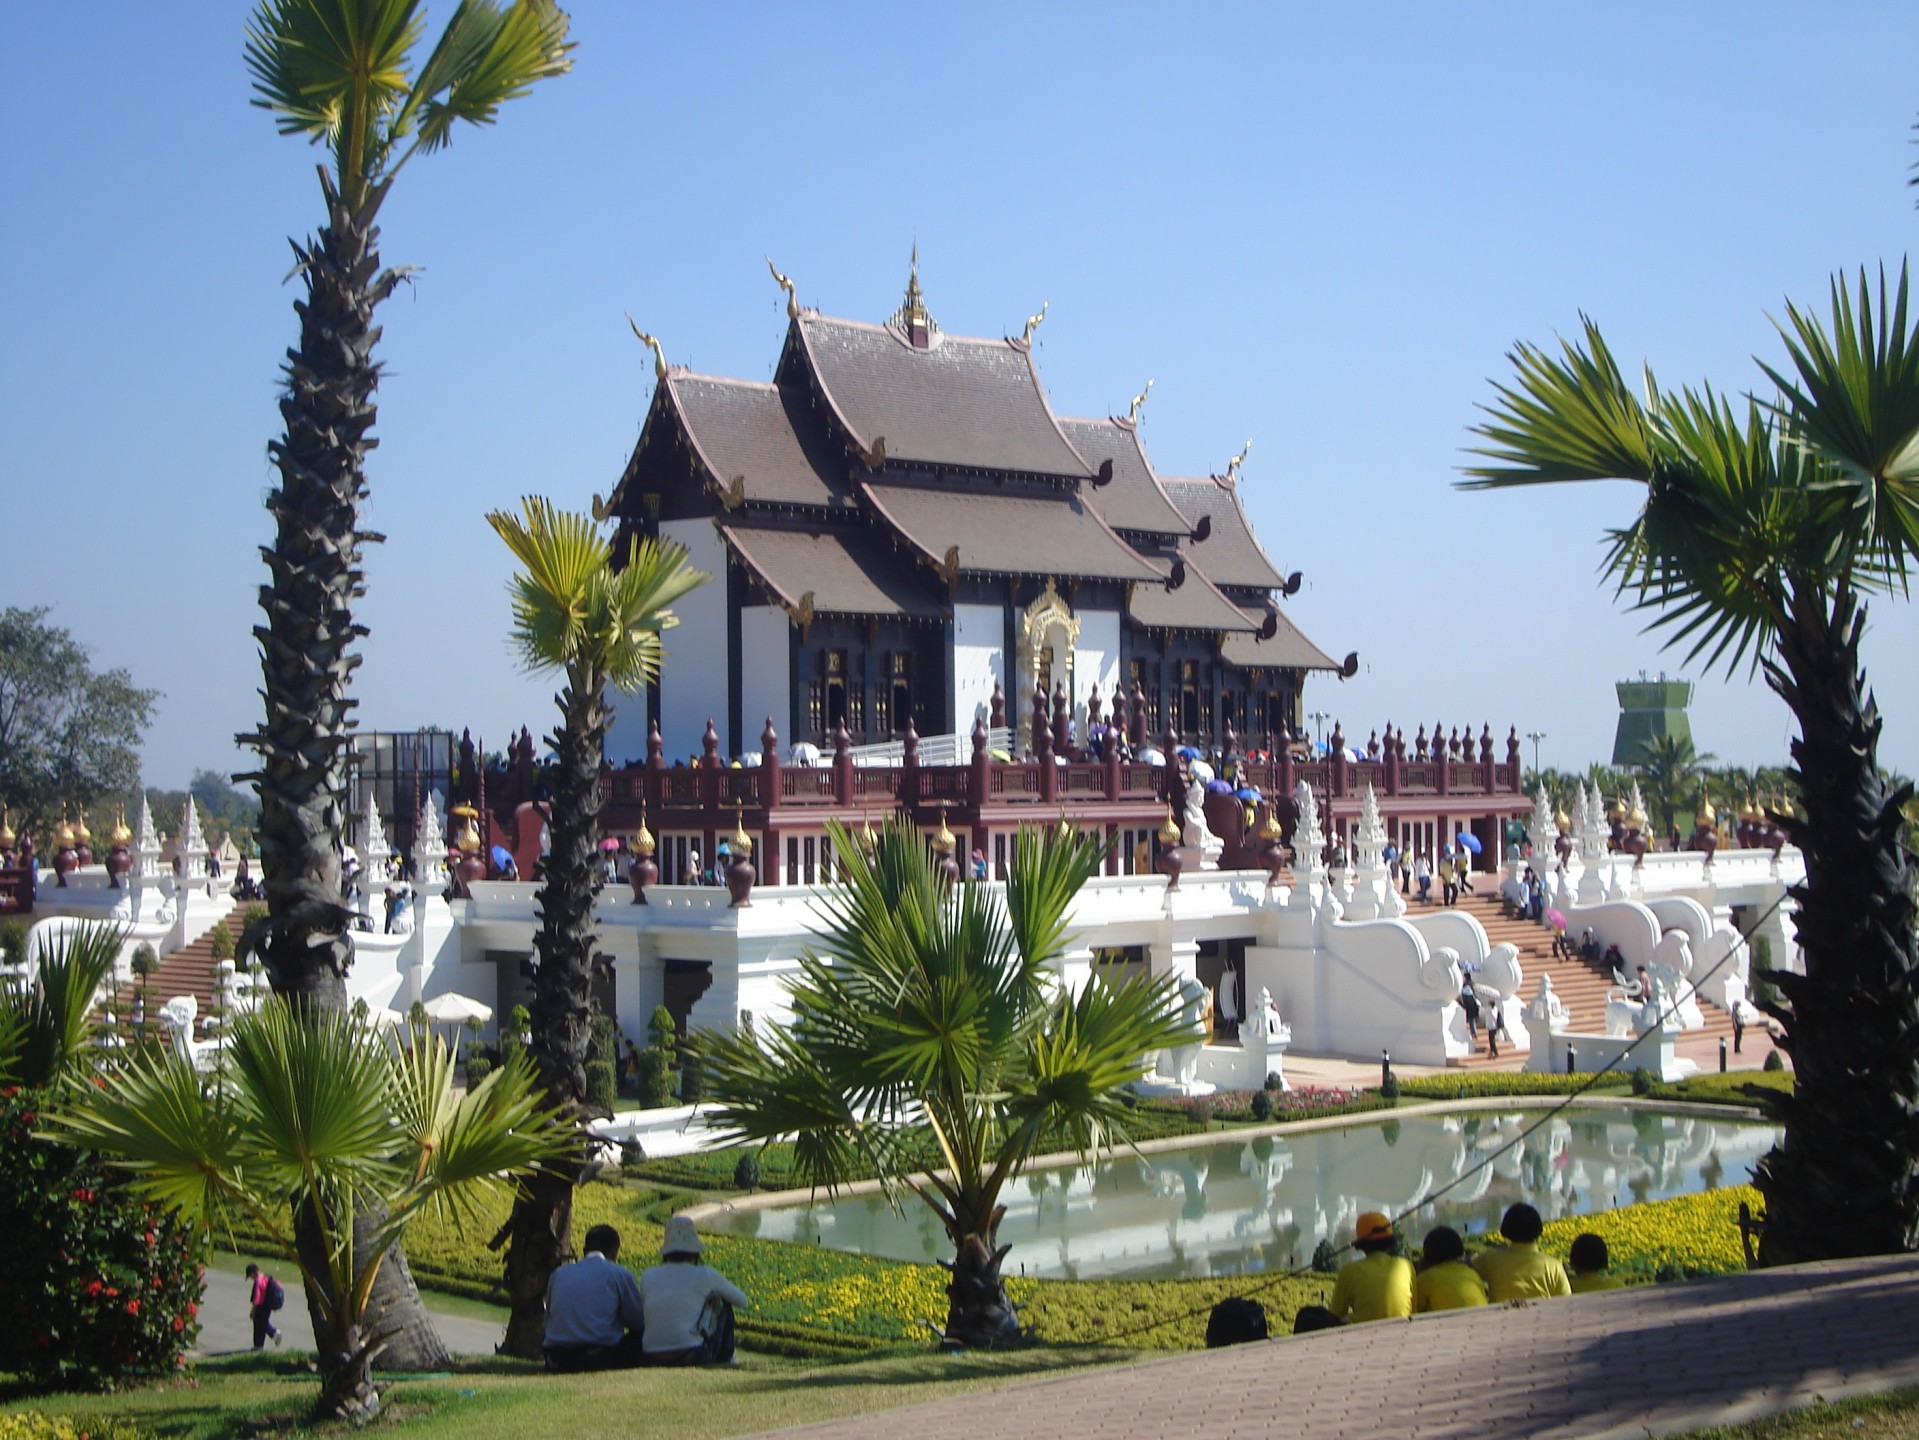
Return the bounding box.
[1539,1184,1759,1279]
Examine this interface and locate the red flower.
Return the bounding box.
[93,1075,107,1089]
[103,1286,118,1298]
[1,1085,18,1097]
[70,1187,95,1204]
[85,1279,105,1297]
[125,1299,140,1316]
[144,1231,156,1246]
[172,1315,186,1331]
[186,1301,198,1317]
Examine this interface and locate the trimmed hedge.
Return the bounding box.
[1394,1073,1633,1101]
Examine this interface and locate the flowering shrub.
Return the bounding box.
[0,1087,204,1390]
[0,1414,155,1440]
[1539,1184,1758,1281]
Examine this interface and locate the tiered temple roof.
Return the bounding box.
[611,265,1342,673]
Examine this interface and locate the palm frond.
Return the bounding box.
[2,921,123,1089]
[408,0,575,155]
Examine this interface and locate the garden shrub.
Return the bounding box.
[464,1055,493,1086]
[1263,1070,1284,1092]
[2,916,31,964]
[588,1011,618,1067]
[585,1057,617,1115]
[732,1151,762,1190]
[1248,1089,1273,1122]
[1631,1065,1656,1095]
[637,1046,675,1108]
[0,1414,156,1440]
[1310,1238,1341,1273]
[0,1087,204,1391]
[1763,1050,1785,1072]
[1184,1094,1214,1126]
[1379,1072,1401,1101]
[678,1032,707,1103]
[1394,1072,1631,1101]
[206,921,234,964]
[648,1004,677,1051]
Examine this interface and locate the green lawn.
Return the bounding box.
[4,1346,1139,1440]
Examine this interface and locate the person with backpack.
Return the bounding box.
[244,1262,285,1350]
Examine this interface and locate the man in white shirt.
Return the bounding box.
[640,1216,749,1365]
[543,1224,646,1371]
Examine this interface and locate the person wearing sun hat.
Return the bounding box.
[639,1214,749,1365]
[1309,1211,1414,1327]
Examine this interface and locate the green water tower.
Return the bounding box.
[1612,676,1693,766]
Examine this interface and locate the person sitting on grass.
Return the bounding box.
[1473,1203,1571,1301]
[543,1223,646,1372]
[1568,1232,1624,1293]
[1414,1225,1487,1313]
[1295,1212,1413,1331]
[639,1215,749,1366]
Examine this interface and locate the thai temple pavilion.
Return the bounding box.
[599,260,1353,769]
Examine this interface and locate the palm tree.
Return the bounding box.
[1464,264,1919,1263]
[703,818,1198,1347]
[234,0,571,1366]
[43,1001,566,1420]
[1632,733,1715,840]
[236,0,570,1001]
[484,497,705,1357]
[0,921,123,1089]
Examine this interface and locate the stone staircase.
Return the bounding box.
[1446,889,1736,1068]
[121,908,249,1039]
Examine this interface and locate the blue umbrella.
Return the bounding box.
[1205,778,1233,795]
[1176,745,1202,761]
[1235,786,1262,802]
[490,845,513,869]
[1456,833,1483,854]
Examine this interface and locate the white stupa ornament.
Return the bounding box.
[361,792,391,883]
[179,797,208,880]
[135,793,162,879]
[1354,781,1387,873]
[414,790,448,889]
[1531,787,1556,864]
[1292,779,1327,885]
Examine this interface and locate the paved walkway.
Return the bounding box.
[192,1261,504,1359]
[755,1254,1919,1440]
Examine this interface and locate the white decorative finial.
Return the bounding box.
[362,791,391,883]
[414,790,448,889]
[135,794,161,878]
[1293,779,1326,884]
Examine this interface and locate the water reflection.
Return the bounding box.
[704,1105,1778,1281]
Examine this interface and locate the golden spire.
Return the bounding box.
[933,803,956,855]
[456,817,482,854]
[72,814,92,845]
[1158,804,1182,846]
[108,810,132,848]
[859,806,877,852]
[633,811,656,856]
[1628,799,1648,829]
[890,244,937,338]
[730,806,754,857]
[53,815,74,848]
[1256,805,1283,843]
[1695,795,1717,828]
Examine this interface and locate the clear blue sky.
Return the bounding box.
[3,3,1916,787]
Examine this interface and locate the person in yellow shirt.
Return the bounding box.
[1327,1212,1414,1322]
[1473,1203,1572,1301]
[1568,1233,1625,1294]
[1414,1225,1488,1312]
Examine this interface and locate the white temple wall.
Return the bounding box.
[1072,606,1121,716]
[739,605,792,748]
[950,603,1003,734]
[653,520,730,760]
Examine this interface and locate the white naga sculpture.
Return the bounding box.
[1164,972,1214,1092]
[1182,760,1219,863]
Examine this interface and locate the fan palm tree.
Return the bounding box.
[703,818,1198,1347]
[234,0,571,1367]
[43,1001,567,1420]
[236,0,571,1002]
[1464,264,1919,1263]
[484,497,705,1356]
[0,922,123,1089]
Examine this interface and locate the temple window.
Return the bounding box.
[886,651,913,734]
[1178,661,1200,735]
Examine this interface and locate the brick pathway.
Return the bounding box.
[755,1254,1919,1440]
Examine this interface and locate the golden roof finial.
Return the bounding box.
[108,810,132,848]
[1223,440,1252,486]
[1696,795,1717,828]
[1125,377,1154,425]
[1021,300,1048,344]
[730,805,754,857]
[890,243,938,336]
[633,810,656,856]
[53,815,74,848]
[72,813,91,844]
[626,314,669,380]
[456,817,482,854]
[766,256,799,319]
[933,802,956,855]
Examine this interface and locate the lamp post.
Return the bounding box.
[1308,710,1331,748]
[1526,730,1547,776]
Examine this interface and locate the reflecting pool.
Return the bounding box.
[701,1105,1779,1281]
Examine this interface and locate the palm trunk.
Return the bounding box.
[942,1204,1021,1348]
[1753,585,1919,1264]
[500,669,608,1358]
[241,167,447,1372]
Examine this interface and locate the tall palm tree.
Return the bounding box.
[485,497,705,1357]
[44,1002,567,1420]
[237,0,570,1001]
[703,818,1198,1347]
[235,0,571,1366]
[1464,264,1919,1263]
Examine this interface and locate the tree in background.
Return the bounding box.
[485,497,704,1356]
[1466,264,1919,1264]
[0,607,157,840]
[704,819,1197,1347]
[1631,733,1715,839]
